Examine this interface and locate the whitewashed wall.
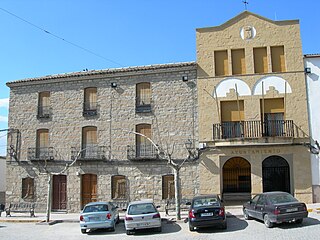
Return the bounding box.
[305,56,320,202]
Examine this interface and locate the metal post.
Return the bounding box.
[46,173,52,222]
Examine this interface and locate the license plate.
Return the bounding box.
[137,222,150,227]
[286,208,298,213]
[89,217,100,221]
[201,212,213,217]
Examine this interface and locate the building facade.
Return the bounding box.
[6,63,199,212]
[305,54,320,202]
[196,11,313,203]
[0,156,5,205]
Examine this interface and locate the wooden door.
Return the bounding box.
[81,174,97,208]
[52,175,67,210]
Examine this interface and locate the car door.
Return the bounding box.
[246,195,260,218]
[255,195,266,220]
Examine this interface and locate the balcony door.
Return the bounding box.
[220,100,244,138]
[136,124,152,158]
[81,174,97,208]
[36,129,49,158]
[261,98,284,137]
[82,126,97,158]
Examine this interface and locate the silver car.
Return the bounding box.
[124,199,162,235]
[80,201,119,234]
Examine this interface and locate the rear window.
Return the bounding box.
[83,204,108,213]
[193,197,219,208]
[128,203,157,215]
[268,194,298,204]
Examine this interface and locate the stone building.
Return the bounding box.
[6,62,199,212]
[304,54,320,202]
[0,156,5,204]
[196,11,313,203]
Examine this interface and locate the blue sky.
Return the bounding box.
[0,0,319,155]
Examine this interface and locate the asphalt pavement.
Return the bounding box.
[1,203,319,224]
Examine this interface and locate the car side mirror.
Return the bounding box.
[186,202,191,206]
[156,205,161,208]
[122,208,127,211]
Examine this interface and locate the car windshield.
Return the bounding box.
[268,194,298,204]
[193,197,219,208]
[83,204,108,213]
[128,203,157,215]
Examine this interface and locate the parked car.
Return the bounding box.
[186,194,227,231]
[124,199,162,235]
[80,201,119,234]
[243,191,308,228]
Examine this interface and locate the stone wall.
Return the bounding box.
[6,63,199,212]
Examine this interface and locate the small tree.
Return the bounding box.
[123,129,199,220]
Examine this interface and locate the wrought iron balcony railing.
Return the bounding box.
[37,106,52,119]
[127,144,158,160]
[213,120,294,140]
[71,145,107,160]
[83,102,97,117]
[135,97,152,113]
[27,147,54,161]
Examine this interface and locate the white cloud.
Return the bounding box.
[0,98,9,108]
[0,116,8,122]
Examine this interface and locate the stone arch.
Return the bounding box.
[252,76,292,95]
[215,78,251,98]
[262,155,290,193]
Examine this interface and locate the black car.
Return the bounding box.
[243,191,308,228]
[186,194,227,231]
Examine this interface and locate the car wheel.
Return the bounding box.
[295,218,303,224]
[81,229,86,234]
[263,214,274,228]
[110,221,115,232]
[189,224,195,231]
[221,221,227,229]
[243,208,252,220]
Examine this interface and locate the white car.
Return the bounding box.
[124,199,162,235]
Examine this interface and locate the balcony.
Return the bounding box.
[27,147,54,161]
[136,97,152,113]
[71,145,107,160]
[37,106,52,119]
[127,144,158,160]
[83,102,97,117]
[213,120,295,140]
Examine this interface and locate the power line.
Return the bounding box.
[0,7,124,67]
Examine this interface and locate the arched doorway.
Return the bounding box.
[81,174,97,208]
[262,156,290,193]
[223,157,251,195]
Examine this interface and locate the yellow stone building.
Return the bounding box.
[196,11,312,203]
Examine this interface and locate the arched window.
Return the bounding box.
[82,126,97,158]
[162,174,174,199]
[136,82,151,112]
[22,177,34,200]
[111,175,126,199]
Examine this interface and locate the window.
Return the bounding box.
[231,49,246,75]
[136,83,151,113]
[38,92,51,118]
[253,47,268,73]
[111,175,126,199]
[261,98,284,137]
[135,124,156,158]
[22,177,34,200]
[214,50,228,76]
[220,100,244,138]
[83,87,97,116]
[36,129,49,158]
[162,175,175,199]
[82,126,98,158]
[271,46,286,72]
